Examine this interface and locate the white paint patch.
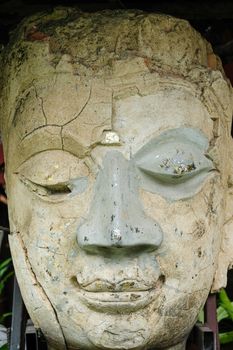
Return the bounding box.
[101,131,120,145]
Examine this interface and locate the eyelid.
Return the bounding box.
[19,175,52,197]
[136,150,213,182]
[16,150,89,186]
[133,128,215,200]
[19,173,88,202]
[138,168,216,188]
[134,127,209,160]
[19,174,75,203]
[16,150,89,202]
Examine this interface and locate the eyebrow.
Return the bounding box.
[16,122,97,167]
[134,127,209,160]
[16,125,63,166]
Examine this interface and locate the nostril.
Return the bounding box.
[70,276,79,288]
[159,274,166,284]
[77,223,163,251]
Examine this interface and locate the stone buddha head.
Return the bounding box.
[0,8,233,350]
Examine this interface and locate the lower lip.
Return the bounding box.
[78,289,160,313]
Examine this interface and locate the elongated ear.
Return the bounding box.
[212,139,233,291]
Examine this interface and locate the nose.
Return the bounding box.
[77,151,163,253]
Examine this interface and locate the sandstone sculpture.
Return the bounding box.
[0,9,233,350]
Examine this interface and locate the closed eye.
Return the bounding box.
[42,183,72,195]
[15,150,89,202]
[133,128,216,200]
[19,175,72,201]
[137,155,213,184]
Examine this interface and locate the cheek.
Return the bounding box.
[140,177,225,288]
[10,171,95,232]
[8,175,95,285]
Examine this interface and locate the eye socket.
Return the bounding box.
[134,128,216,201]
[16,150,89,202]
[43,183,72,195]
[136,147,213,184]
[19,175,72,201]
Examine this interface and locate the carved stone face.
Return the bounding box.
[1,10,233,350]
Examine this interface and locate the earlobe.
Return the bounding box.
[212,140,233,292]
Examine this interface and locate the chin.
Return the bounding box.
[57,291,197,350]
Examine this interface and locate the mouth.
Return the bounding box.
[77,276,164,313]
[78,289,158,313]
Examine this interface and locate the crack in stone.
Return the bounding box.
[59,84,93,152]
[62,84,92,127]
[224,216,233,226]
[16,232,68,350]
[12,90,31,127]
[37,245,65,256]
[197,264,212,275]
[22,84,93,147]
[60,126,64,150]
[32,82,48,125]
[21,124,61,141]
[19,80,94,143]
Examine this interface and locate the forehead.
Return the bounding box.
[112,82,213,154]
[8,72,216,165]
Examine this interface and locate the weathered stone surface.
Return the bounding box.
[0,9,233,350]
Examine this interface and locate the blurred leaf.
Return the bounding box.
[0,258,13,294]
[217,304,230,322]
[0,258,11,271]
[0,312,11,323]
[0,344,8,350]
[0,267,9,279]
[198,309,204,323]
[219,289,233,321]
[217,289,233,345]
[219,331,233,344]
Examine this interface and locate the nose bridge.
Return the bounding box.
[104,152,133,225]
[77,151,163,251]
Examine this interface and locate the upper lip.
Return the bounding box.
[76,278,156,292]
